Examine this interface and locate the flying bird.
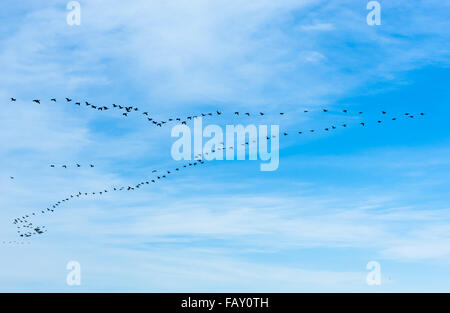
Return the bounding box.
[33,99,40,104]
[11,98,16,102]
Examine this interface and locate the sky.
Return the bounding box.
[0,0,450,292]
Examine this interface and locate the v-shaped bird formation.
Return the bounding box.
[6,96,426,241]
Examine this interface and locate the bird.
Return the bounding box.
[90,164,94,168]
[280,113,285,115]
[382,111,386,114]
[51,98,56,102]
[10,98,16,102]
[33,99,40,104]
[217,111,222,115]
[123,113,128,116]
[360,123,365,126]
[343,109,347,113]
[62,165,67,168]
[75,102,80,105]
[323,109,328,112]
[260,112,264,116]
[65,98,72,102]
[304,110,308,113]
[10,176,14,179]
[245,113,250,116]
[76,164,81,167]
[234,112,239,115]
[50,165,55,167]
[143,112,148,116]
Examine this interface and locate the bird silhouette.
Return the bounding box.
[51,98,56,102]
[11,98,16,102]
[33,99,40,104]
[66,98,72,102]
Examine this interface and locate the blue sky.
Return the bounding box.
[0,0,450,292]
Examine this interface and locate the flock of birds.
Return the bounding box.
[4,96,426,243]
[8,96,425,128]
[13,159,207,239]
